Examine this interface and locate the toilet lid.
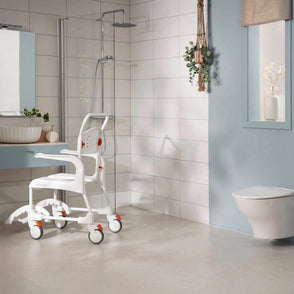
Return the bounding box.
[232,186,294,200]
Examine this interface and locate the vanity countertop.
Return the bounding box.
[0,142,68,147]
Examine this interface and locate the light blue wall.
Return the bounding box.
[19,32,35,111]
[209,0,294,234]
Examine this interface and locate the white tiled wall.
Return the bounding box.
[130,0,209,224]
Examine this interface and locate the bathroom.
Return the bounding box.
[0,0,293,293]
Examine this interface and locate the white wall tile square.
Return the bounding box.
[132,173,154,194]
[153,0,179,20]
[131,80,153,98]
[115,117,131,136]
[115,79,131,98]
[154,99,179,119]
[181,140,209,163]
[115,42,130,61]
[155,197,180,217]
[132,155,153,175]
[131,21,154,42]
[154,177,180,200]
[180,98,208,120]
[30,0,66,16]
[30,13,59,35]
[36,97,59,118]
[0,169,29,183]
[179,0,197,15]
[154,58,179,79]
[153,137,180,159]
[67,0,100,18]
[131,1,154,22]
[131,40,153,61]
[179,12,197,35]
[180,119,208,141]
[154,158,180,180]
[154,118,179,139]
[0,0,29,11]
[132,136,154,156]
[180,161,208,184]
[180,202,209,224]
[117,191,131,208]
[131,191,155,211]
[36,56,58,77]
[116,136,131,155]
[154,37,179,59]
[115,98,131,117]
[35,34,57,56]
[117,173,131,192]
[180,181,209,206]
[131,60,153,79]
[154,16,179,39]
[67,38,100,59]
[154,78,179,99]
[131,99,153,118]
[131,117,153,137]
[36,77,59,97]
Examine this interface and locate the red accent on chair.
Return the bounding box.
[81,141,85,148]
[99,166,103,169]
[36,221,43,227]
[97,224,103,231]
[98,138,102,146]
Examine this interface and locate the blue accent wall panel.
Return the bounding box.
[19,32,35,111]
[209,0,294,234]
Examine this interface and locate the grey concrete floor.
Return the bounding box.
[0,207,294,294]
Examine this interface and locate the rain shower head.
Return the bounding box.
[112,22,136,28]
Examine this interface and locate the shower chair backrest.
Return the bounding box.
[76,113,109,157]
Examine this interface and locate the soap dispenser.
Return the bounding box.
[46,125,59,143]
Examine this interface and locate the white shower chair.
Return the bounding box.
[6,113,122,244]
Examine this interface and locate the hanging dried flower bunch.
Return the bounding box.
[263,62,285,96]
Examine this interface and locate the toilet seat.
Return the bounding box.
[232,186,294,200]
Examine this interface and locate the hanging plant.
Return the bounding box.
[183,41,212,89]
[183,0,213,91]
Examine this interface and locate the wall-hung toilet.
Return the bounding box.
[233,186,294,239]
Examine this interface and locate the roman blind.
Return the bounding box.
[241,0,291,26]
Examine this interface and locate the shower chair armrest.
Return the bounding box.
[60,149,78,155]
[34,153,84,173]
[60,149,97,159]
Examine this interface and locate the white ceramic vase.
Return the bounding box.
[264,95,279,121]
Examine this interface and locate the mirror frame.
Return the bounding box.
[242,20,292,130]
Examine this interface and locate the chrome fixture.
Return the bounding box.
[112,22,136,28]
[96,9,136,112]
[0,23,23,30]
[98,55,114,63]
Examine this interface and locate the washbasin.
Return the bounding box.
[0,126,42,143]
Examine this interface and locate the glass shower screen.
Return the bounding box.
[60,15,117,212]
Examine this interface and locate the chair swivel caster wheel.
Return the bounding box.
[108,219,122,233]
[29,222,43,240]
[88,225,104,245]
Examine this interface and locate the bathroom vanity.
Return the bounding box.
[0,142,68,169]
